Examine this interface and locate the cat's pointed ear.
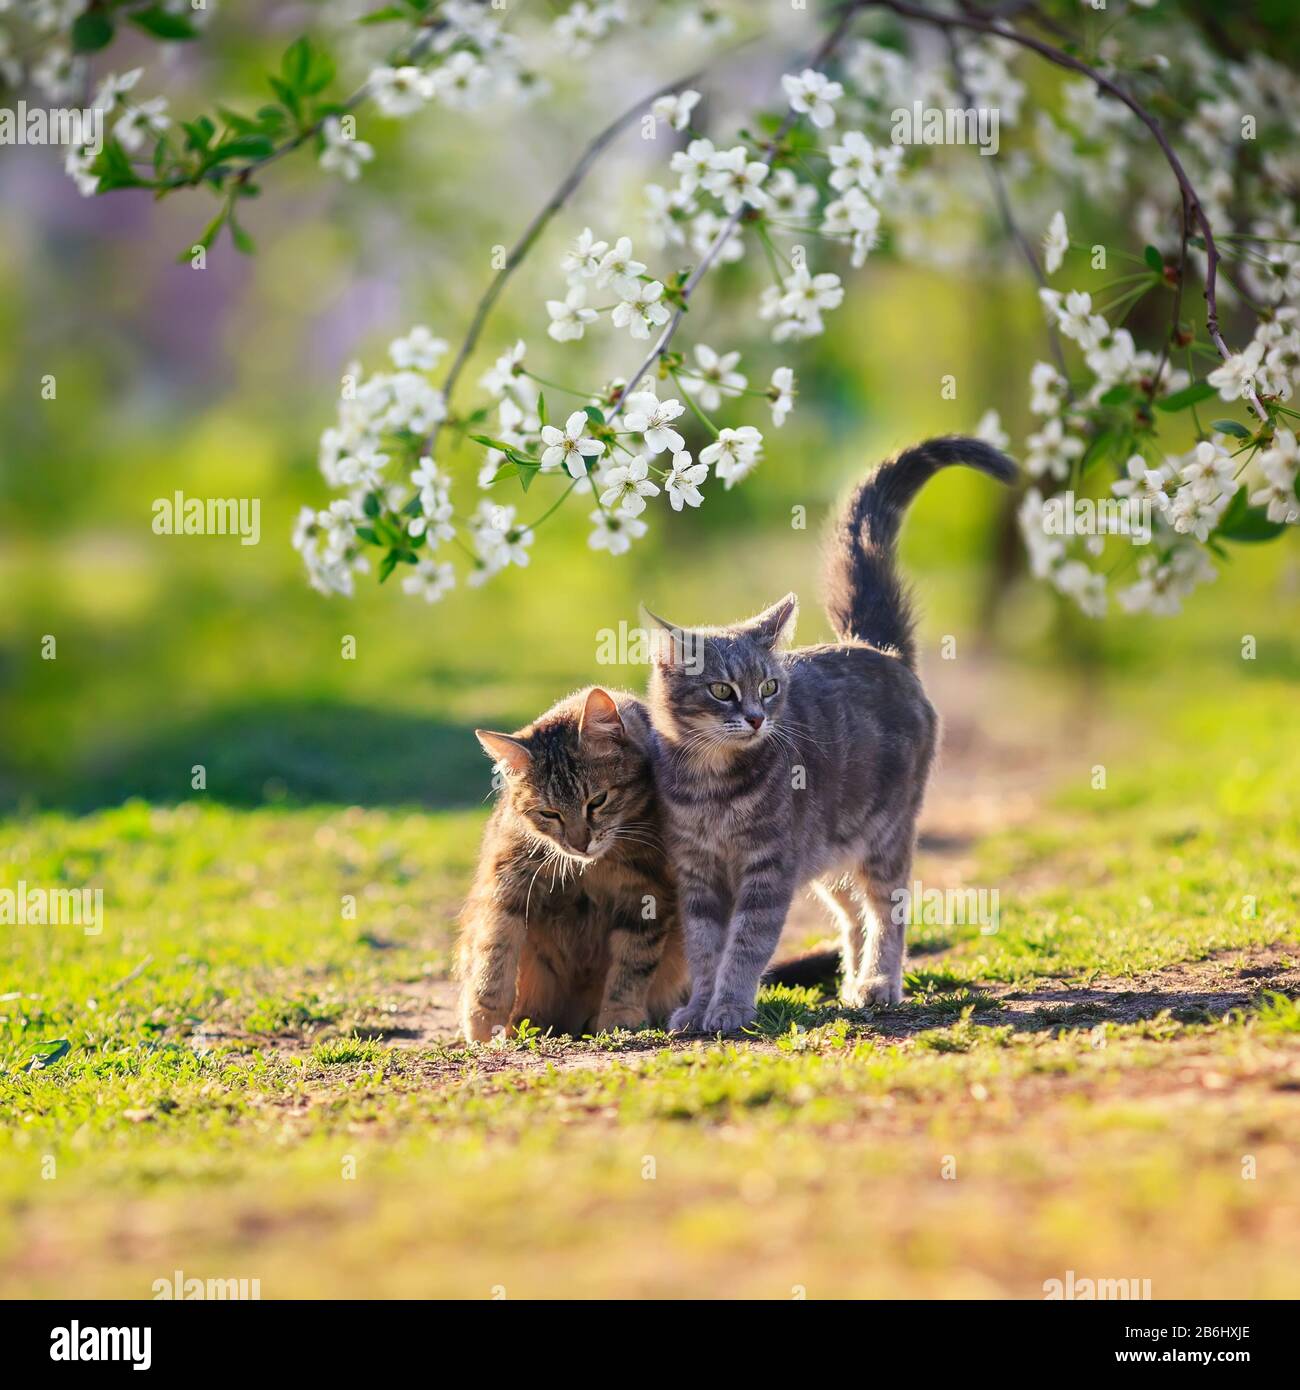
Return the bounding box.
[640,602,690,669]
[579,687,625,745]
[743,592,799,650]
[474,729,532,777]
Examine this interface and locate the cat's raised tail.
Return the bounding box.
[824,435,1017,669]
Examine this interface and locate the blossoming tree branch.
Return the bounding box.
[8,0,1298,617]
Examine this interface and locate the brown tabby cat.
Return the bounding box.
[457,686,688,1041]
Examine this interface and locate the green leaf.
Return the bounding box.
[469,434,522,455]
[254,106,290,135]
[215,107,269,136]
[354,526,380,545]
[176,206,229,261]
[1214,486,1287,543]
[21,1040,71,1073]
[358,5,413,22]
[129,6,198,40]
[583,405,606,426]
[280,37,335,97]
[1154,382,1215,413]
[1080,429,1125,476]
[1144,244,1164,273]
[267,77,301,120]
[181,117,216,153]
[537,392,547,428]
[71,12,114,51]
[366,518,395,547]
[1099,384,1137,407]
[516,462,539,493]
[362,491,382,519]
[228,215,256,255]
[209,135,276,162]
[304,49,336,97]
[378,551,399,584]
[92,140,145,191]
[1210,418,1251,439]
[282,37,312,89]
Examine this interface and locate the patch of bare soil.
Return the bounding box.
[991,944,1300,1028]
[253,941,1296,1068]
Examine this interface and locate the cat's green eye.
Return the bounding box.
[707,682,735,701]
[539,809,562,822]
[586,791,608,814]
[759,678,779,698]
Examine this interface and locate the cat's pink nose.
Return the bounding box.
[745,715,765,731]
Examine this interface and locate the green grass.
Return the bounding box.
[1,669,1297,1298]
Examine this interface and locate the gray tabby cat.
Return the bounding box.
[644,436,1016,1033]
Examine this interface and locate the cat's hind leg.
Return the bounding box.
[838,845,913,1009]
[811,875,860,990]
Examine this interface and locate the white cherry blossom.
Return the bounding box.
[588,508,647,555]
[546,286,598,342]
[664,450,707,509]
[611,280,670,340]
[369,66,435,117]
[1043,210,1069,274]
[686,345,746,411]
[700,425,762,487]
[600,456,660,515]
[389,325,448,371]
[540,411,606,479]
[320,117,374,182]
[651,88,700,131]
[703,145,770,212]
[623,391,685,454]
[781,68,843,129]
[769,367,795,426]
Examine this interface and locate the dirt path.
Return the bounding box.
[334,941,1298,1061]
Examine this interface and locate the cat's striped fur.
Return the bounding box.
[457,687,688,1040]
[646,436,1016,1033]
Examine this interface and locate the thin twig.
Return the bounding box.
[108,955,154,994]
[1149,189,1191,403]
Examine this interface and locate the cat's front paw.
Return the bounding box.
[702,999,758,1035]
[594,1007,647,1034]
[842,974,903,1009]
[668,1003,708,1034]
[463,1008,507,1043]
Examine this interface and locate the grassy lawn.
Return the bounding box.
[1,662,1297,1300]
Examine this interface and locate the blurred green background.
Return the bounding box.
[0,4,1296,817]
